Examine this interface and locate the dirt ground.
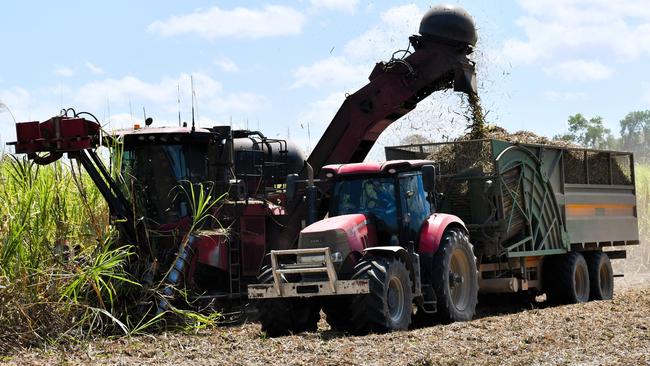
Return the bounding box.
[3,275,648,366]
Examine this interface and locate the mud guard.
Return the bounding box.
[363,246,420,296]
[418,213,467,255]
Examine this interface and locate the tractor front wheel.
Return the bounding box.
[256,266,320,337]
[349,256,413,334]
[431,228,478,323]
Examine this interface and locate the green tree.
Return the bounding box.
[620,110,650,158]
[560,113,614,148]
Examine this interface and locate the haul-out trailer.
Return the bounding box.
[9,5,479,320]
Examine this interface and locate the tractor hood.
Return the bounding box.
[298,214,378,272]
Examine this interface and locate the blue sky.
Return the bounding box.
[1,0,649,159]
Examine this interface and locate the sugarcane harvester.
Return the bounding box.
[9,4,480,319]
[248,4,639,336]
[9,111,307,315]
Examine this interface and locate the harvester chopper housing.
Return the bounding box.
[9,4,480,319]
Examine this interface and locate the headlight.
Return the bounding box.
[297,251,344,264]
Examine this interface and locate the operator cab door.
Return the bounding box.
[398,172,431,245]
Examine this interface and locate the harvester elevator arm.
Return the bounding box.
[278,6,479,249]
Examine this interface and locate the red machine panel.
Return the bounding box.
[11,117,101,153]
[240,215,266,276]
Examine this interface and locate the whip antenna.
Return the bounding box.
[177,83,181,127]
[191,75,196,132]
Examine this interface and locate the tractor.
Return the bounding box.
[249,160,478,334]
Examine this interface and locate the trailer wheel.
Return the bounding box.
[349,256,413,333]
[256,266,320,337]
[585,252,614,300]
[547,252,590,304]
[431,228,478,323]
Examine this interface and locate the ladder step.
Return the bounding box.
[276,267,328,274]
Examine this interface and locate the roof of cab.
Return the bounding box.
[112,126,213,137]
[322,160,434,176]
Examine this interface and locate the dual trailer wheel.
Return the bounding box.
[257,228,479,336]
[543,251,614,304]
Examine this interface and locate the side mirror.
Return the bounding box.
[422,165,436,193]
[286,173,299,200]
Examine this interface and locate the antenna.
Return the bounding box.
[307,121,312,153]
[177,82,181,127]
[129,99,134,124]
[142,106,146,123]
[190,75,196,132]
[106,96,112,129]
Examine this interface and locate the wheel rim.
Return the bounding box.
[449,248,471,311]
[387,276,405,322]
[599,260,613,298]
[574,261,589,301]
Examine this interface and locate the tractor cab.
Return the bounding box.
[324,160,435,247]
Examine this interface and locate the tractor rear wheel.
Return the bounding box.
[585,251,614,300]
[546,252,590,304]
[431,228,478,323]
[256,266,320,337]
[349,256,413,334]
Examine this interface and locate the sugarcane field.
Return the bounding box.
[1,1,649,365]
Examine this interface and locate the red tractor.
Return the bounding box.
[249,160,478,334]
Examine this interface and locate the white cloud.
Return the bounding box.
[644,86,650,103]
[501,0,650,64]
[214,56,239,73]
[544,60,613,82]
[210,92,271,113]
[343,4,421,61]
[55,67,75,77]
[542,90,588,101]
[76,73,223,111]
[291,57,369,89]
[0,71,273,137]
[310,0,359,14]
[292,4,422,90]
[85,61,105,75]
[297,91,345,125]
[147,5,305,40]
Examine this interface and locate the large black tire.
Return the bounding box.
[585,251,614,300]
[545,252,590,304]
[431,228,478,323]
[349,256,413,334]
[256,266,320,337]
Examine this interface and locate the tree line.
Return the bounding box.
[554,110,650,161]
